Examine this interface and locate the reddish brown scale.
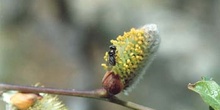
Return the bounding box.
[102,71,124,95]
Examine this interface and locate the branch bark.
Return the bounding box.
[0,83,155,110]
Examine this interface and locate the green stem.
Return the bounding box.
[0,83,155,110]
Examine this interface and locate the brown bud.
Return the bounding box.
[102,71,124,95]
[10,93,42,110]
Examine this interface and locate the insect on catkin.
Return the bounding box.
[101,24,160,95]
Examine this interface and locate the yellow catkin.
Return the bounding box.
[101,28,149,88]
[102,24,160,93]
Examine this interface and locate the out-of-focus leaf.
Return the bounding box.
[188,77,220,110]
[209,106,214,110]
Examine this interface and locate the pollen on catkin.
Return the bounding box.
[101,24,160,94]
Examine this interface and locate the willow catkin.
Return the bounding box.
[102,24,160,95]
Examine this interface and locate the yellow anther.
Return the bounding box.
[138,56,143,60]
[130,53,134,56]
[137,33,142,37]
[131,56,136,61]
[138,50,144,55]
[130,47,135,51]
[135,48,139,52]
[138,36,144,41]
[127,59,131,64]
[124,64,129,68]
[138,41,142,45]
[135,44,140,48]
[110,40,117,44]
[104,54,108,61]
[101,64,108,70]
[119,61,123,64]
[119,42,125,45]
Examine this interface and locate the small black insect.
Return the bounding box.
[108,45,117,66]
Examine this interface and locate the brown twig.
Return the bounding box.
[0,83,155,110]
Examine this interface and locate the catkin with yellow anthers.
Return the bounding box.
[102,24,160,95]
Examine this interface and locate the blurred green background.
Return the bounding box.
[0,0,220,110]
